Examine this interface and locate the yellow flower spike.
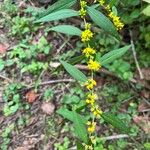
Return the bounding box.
[88,59,101,71]
[82,47,96,58]
[85,79,97,90]
[108,12,124,30]
[81,29,93,42]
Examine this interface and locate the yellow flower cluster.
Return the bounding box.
[87,121,96,133]
[88,59,101,71]
[85,78,97,90]
[108,12,124,30]
[97,0,124,30]
[91,105,102,118]
[81,29,93,42]
[81,23,94,42]
[90,136,96,144]
[98,0,105,5]
[86,93,98,105]
[79,1,87,18]
[83,144,93,150]
[82,47,96,58]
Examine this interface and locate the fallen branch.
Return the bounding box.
[130,30,144,79]
[101,134,129,141]
[25,79,75,90]
[0,74,12,82]
[50,62,137,84]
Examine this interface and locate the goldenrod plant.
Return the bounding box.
[35,0,131,149]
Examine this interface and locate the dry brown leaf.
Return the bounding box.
[41,102,55,115]
[15,147,27,150]
[140,89,150,99]
[133,115,150,134]
[138,102,149,112]
[25,90,38,103]
[0,44,8,54]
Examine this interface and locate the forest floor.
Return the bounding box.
[0,0,150,150]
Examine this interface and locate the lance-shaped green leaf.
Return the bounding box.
[142,5,150,16]
[100,45,131,66]
[35,9,79,23]
[69,55,85,65]
[87,6,119,39]
[38,0,77,18]
[76,141,84,150]
[57,108,88,143]
[73,111,88,143]
[40,0,77,18]
[57,108,87,124]
[60,60,87,82]
[48,25,82,36]
[101,112,129,133]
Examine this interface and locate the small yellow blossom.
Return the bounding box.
[85,79,97,90]
[85,23,91,30]
[82,47,96,58]
[81,29,93,42]
[87,121,96,133]
[88,59,101,71]
[80,1,87,8]
[108,12,124,30]
[86,93,98,105]
[83,143,94,150]
[90,136,96,144]
[79,8,87,18]
[98,0,105,5]
[105,4,111,12]
[91,105,102,118]
[79,1,87,18]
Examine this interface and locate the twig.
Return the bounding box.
[25,79,75,90]
[49,62,137,84]
[101,134,129,141]
[130,30,144,79]
[57,38,70,53]
[0,74,12,82]
[140,109,150,113]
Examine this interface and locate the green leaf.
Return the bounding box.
[109,0,118,7]
[48,25,82,36]
[60,60,87,82]
[35,9,79,23]
[143,0,150,3]
[73,111,88,143]
[101,112,129,133]
[100,45,131,66]
[38,0,77,18]
[57,108,87,124]
[87,6,119,39]
[69,55,85,65]
[76,141,84,150]
[142,5,150,16]
[0,59,5,71]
